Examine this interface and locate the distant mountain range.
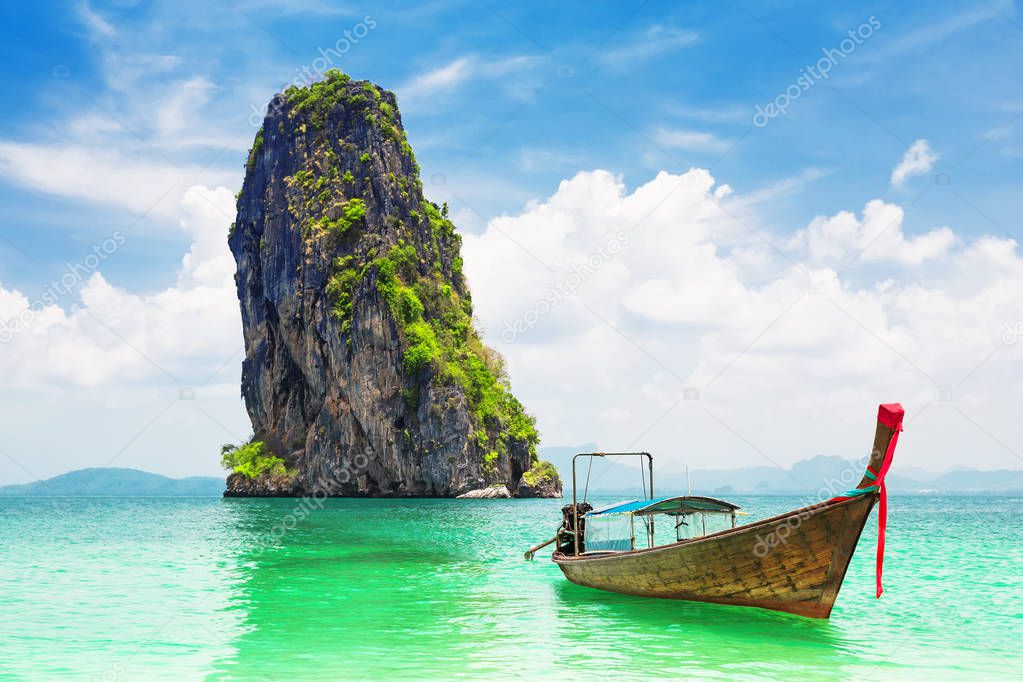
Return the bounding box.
[539,445,1023,496]
[0,468,224,497]
[3,454,1022,497]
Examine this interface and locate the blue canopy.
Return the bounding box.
[586,495,740,517]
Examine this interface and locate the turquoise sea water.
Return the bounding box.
[0,495,1020,680]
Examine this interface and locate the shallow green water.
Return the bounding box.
[0,495,1020,680]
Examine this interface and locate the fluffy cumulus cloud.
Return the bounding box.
[2,166,1020,481]
[463,169,1023,474]
[790,199,956,266]
[0,186,240,388]
[0,182,250,484]
[891,139,939,187]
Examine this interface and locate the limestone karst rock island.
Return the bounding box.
[225,70,560,498]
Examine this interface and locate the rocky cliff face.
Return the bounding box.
[227,70,560,498]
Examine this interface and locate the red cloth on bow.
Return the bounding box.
[829,403,904,599]
[872,403,903,598]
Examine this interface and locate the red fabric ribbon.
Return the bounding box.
[872,403,903,598]
[828,403,904,599]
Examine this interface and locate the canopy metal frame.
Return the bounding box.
[571,452,653,556]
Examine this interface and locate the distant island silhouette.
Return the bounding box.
[3,450,1021,497]
[540,445,1023,496]
[0,468,224,497]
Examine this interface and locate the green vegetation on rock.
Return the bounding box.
[319,197,366,237]
[284,68,353,128]
[220,441,293,480]
[246,127,264,170]
[522,460,559,487]
[371,238,539,459]
[326,255,367,332]
[285,165,366,240]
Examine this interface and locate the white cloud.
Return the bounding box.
[791,199,955,265]
[0,185,240,388]
[59,16,255,154]
[653,127,731,153]
[516,147,584,173]
[462,168,1023,473]
[155,76,218,137]
[865,4,1004,62]
[3,163,1021,481]
[397,54,541,104]
[76,0,115,41]
[0,141,237,219]
[738,167,833,206]
[891,139,939,187]
[0,183,249,483]
[100,52,183,94]
[178,186,238,287]
[664,102,748,124]
[401,57,474,100]
[601,25,699,66]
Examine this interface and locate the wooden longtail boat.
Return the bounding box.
[529,403,904,618]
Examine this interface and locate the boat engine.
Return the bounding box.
[556,502,593,555]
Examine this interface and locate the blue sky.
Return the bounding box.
[1,0,1019,283]
[0,1,1021,483]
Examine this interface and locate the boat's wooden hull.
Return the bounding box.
[553,494,876,618]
